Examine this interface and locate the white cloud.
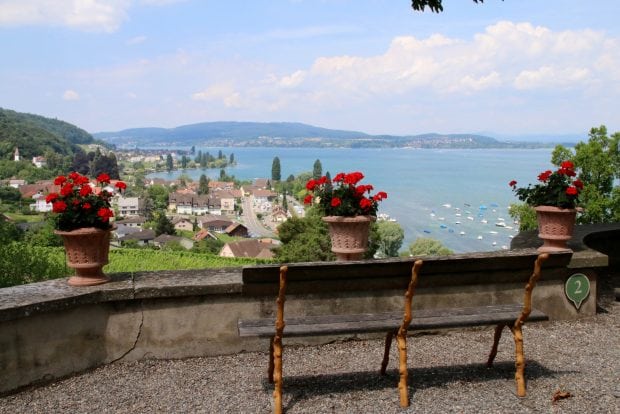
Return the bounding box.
[0,0,184,32]
[191,83,244,108]
[62,89,80,101]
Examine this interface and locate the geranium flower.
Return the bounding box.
[46,172,120,231]
[510,160,583,209]
[303,171,386,217]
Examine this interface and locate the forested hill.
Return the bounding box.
[0,108,95,159]
[94,121,518,148]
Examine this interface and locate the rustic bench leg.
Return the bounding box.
[396,328,410,407]
[268,336,275,383]
[273,333,284,414]
[511,325,527,397]
[487,323,506,367]
[381,331,394,375]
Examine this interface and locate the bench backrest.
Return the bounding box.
[241,248,573,296]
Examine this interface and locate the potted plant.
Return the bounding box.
[304,171,387,260]
[46,172,126,286]
[509,160,583,252]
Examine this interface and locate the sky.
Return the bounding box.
[1,0,619,138]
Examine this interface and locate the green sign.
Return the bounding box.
[565,273,590,310]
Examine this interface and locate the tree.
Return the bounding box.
[229,153,235,164]
[411,0,492,13]
[154,212,175,236]
[406,238,453,256]
[511,125,620,226]
[181,155,188,169]
[282,190,288,212]
[271,156,281,182]
[198,174,210,195]
[312,159,322,179]
[166,154,174,172]
[375,221,405,257]
[275,209,333,262]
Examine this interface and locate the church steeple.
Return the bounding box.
[14,147,20,162]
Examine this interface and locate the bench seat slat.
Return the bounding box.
[238,304,548,338]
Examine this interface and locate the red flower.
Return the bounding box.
[52,201,67,213]
[306,179,317,191]
[303,194,313,204]
[74,175,90,185]
[331,197,341,207]
[83,202,92,210]
[115,181,127,190]
[46,192,58,203]
[373,191,388,201]
[574,179,584,189]
[68,172,80,181]
[333,173,346,182]
[344,172,364,185]
[566,186,578,196]
[318,176,328,185]
[60,183,74,197]
[54,176,66,185]
[79,185,93,197]
[538,170,552,182]
[97,207,114,222]
[509,180,517,187]
[561,160,574,170]
[359,197,372,210]
[96,173,111,184]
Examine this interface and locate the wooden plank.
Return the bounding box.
[238,305,548,338]
[241,250,572,285]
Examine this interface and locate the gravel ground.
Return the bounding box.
[2,301,618,414]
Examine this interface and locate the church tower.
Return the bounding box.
[14,147,20,162]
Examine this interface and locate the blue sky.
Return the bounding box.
[1,0,619,137]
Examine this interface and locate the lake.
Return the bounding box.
[148,147,554,253]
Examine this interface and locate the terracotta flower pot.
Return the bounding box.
[322,215,374,261]
[534,206,577,252]
[55,227,113,286]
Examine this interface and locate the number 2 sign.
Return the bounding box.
[565,273,591,310]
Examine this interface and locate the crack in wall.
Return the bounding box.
[110,272,144,364]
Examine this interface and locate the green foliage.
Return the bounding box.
[271,156,281,182]
[411,0,489,13]
[0,219,23,243]
[166,154,174,172]
[0,108,87,160]
[312,159,322,179]
[0,186,22,203]
[508,203,537,231]
[547,125,619,224]
[154,212,175,236]
[104,248,268,273]
[405,238,453,256]
[0,243,66,288]
[275,209,334,262]
[192,237,225,254]
[198,174,210,195]
[147,185,170,210]
[23,220,63,247]
[375,220,405,257]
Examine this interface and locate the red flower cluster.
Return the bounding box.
[510,160,583,209]
[304,171,387,217]
[46,172,126,231]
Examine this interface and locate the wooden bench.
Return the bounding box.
[238,250,572,413]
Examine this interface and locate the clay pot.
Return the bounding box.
[322,215,374,261]
[534,206,576,252]
[55,227,113,286]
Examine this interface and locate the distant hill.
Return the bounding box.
[94,121,524,149]
[0,108,95,159]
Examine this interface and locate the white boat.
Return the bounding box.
[455,221,461,224]
[505,226,513,230]
[477,235,483,240]
[459,231,466,236]
[438,217,445,221]
[442,203,452,208]
[467,216,474,221]
[495,222,506,227]
[492,241,497,246]
[481,219,488,224]
[489,231,498,234]
[455,213,462,217]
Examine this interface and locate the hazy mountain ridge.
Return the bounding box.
[94,121,545,149]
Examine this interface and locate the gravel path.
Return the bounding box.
[2,301,618,414]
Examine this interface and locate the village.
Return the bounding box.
[3,147,304,260]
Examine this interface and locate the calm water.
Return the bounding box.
[148,147,553,253]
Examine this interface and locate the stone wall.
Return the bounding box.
[0,238,613,395]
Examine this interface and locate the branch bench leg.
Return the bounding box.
[381,331,394,375]
[487,323,507,367]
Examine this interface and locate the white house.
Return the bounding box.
[117,196,145,217]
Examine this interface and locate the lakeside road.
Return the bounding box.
[241,195,275,238]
